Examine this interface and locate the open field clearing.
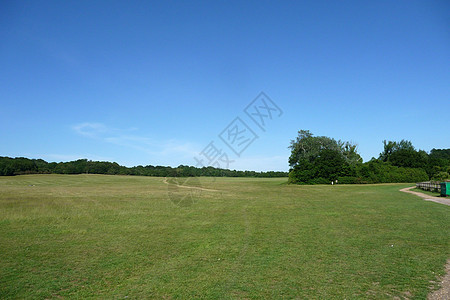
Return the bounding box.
[0,175,449,299]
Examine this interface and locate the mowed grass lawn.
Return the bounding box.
[0,175,449,299]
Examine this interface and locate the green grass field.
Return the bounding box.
[0,175,449,299]
[412,187,442,197]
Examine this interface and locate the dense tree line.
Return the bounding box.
[288,130,449,184]
[0,157,287,178]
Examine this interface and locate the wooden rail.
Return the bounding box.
[416,181,441,192]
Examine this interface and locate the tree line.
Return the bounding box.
[288,130,450,184]
[0,157,287,178]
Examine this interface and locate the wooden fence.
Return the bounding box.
[416,181,441,192]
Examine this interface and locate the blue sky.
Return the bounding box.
[1,1,449,171]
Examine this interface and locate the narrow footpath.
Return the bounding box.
[400,186,450,206]
[399,186,450,299]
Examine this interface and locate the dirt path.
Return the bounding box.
[400,186,450,206]
[163,177,219,192]
[428,259,450,300]
[400,187,449,298]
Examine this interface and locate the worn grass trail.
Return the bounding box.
[0,175,449,299]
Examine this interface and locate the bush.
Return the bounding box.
[337,176,359,184]
[433,171,449,181]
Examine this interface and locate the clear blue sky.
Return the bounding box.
[1,0,449,171]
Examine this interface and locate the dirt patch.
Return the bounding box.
[163,177,218,192]
[400,187,449,299]
[400,186,450,206]
[428,259,450,300]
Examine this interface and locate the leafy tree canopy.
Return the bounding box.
[288,130,361,168]
[379,139,415,162]
[289,132,449,184]
[0,156,287,178]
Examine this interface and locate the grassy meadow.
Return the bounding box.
[0,175,449,299]
[412,187,442,198]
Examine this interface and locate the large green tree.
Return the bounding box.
[288,130,359,183]
[378,139,415,162]
[379,140,429,169]
[289,130,362,168]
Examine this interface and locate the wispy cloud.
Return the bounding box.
[72,122,108,138]
[71,122,287,171]
[72,122,199,159]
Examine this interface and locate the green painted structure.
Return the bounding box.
[440,182,450,197]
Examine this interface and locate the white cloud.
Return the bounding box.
[71,122,288,171]
[72,122,108,138]
[72,122,200,161]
